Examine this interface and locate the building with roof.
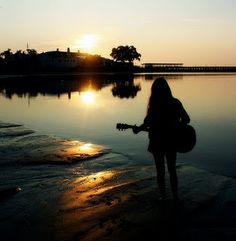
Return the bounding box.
[39,48,86,68]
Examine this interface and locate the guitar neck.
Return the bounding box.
[116,123,135,130]
[116,123,149,132]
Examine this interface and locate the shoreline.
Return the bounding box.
[1,65,236,78]
[1,71,236,80]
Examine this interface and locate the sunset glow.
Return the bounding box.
[1,1,236,65]
[76,34,98,53]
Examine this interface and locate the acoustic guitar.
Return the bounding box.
[116,122,196,153]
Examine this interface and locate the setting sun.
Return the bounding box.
[76,34,97,53]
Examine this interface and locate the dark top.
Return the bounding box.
[142,98,190,153]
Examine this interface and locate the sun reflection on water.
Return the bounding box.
[81,91,96,105]
[79,143,92,151]
[62,142,102,158]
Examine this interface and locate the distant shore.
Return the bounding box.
[1,65,236,76]
[140,65,236,73]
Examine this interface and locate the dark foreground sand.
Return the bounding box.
[54,165,236,241]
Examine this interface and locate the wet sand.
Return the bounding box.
[56,169,176,241]
[54,165,236,241]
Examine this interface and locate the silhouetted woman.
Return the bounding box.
[133,77,190,201]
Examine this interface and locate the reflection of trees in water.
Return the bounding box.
[112,81,141,99]
[0,74,139,99]
[0,75,107,99]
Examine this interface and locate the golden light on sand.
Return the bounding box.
[79,143,92,152]
[49,140,103,163]
[76,34,97,53]
[74,142,102,156]
[81,91,96,105]
[68,170,118,196]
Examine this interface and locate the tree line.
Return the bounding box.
[0,45,141,74]
[0,45,141,63]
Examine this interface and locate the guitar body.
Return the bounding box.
[116,123,196,153]
[175,124,196,153]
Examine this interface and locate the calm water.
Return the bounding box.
[0,73,236,176]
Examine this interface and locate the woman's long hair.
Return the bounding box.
[147,77,173,114]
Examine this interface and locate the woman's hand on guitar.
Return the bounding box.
[132,125,140,134]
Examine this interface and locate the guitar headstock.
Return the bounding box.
[116,123,133,131]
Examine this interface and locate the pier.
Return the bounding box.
[141,63,236,72]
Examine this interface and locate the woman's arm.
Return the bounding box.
[132,115,150,134]
[132,123,149,134]
[180,103,190,124]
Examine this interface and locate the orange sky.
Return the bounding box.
[0,0,236,65]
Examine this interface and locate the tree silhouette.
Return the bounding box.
[0,49,13,59]
[112,80,141,98]
[110,45,141,63]
[14,50,26,58]
[26,48,37,56]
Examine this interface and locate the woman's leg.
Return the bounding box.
[153,152,166,199]
[166,151,178,200]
